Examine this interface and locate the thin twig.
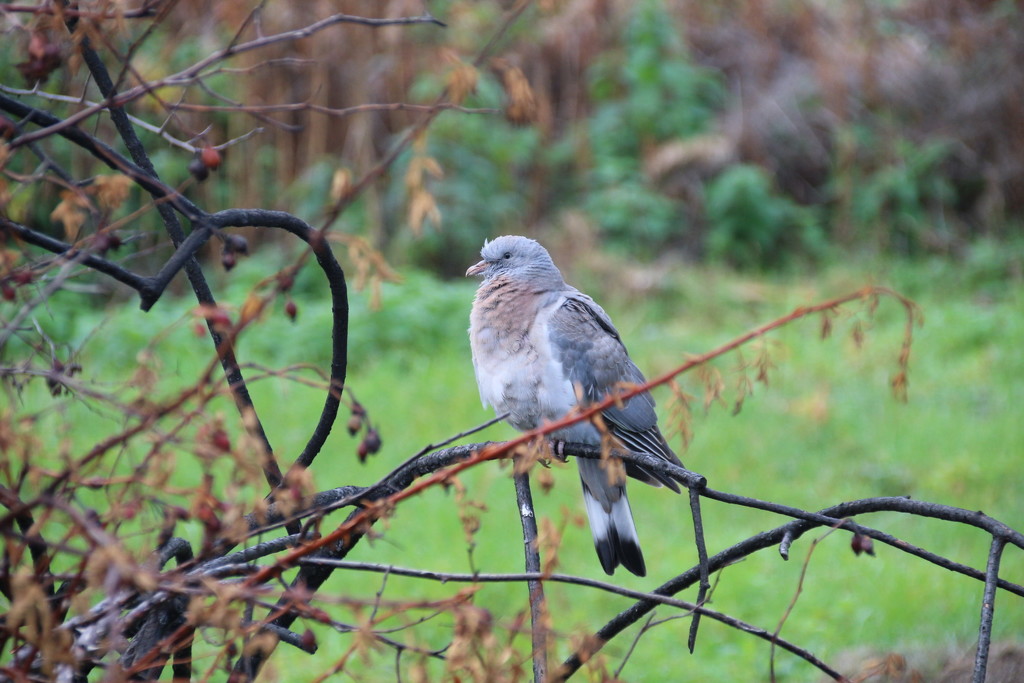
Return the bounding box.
[167,99,501,118]
[8,12,447,149]
[0,252,90,351]
[770,522,843,682]
[687,488,710,654]
[0,85,263,151]
[614,613,657,679]
[301,558,846,681]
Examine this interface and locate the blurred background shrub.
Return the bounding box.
[7,0,1021,277]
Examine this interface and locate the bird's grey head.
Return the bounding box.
[465,235,564,286]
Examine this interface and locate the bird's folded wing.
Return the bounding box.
[547,292,683,490]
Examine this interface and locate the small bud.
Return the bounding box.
[851,533,875,557]
[188,155,209,182]
[284,299,297,321]
[200,145,222,170]
[224,233,248,255]
[93,231,122,254]
[221,250,236,271]
[2,284,15,301]
[346,414,362,436]
[12,270,33,285]
[120,501,140,520]
[46,359,65,395]
[363,428,382,455]
[210,428,231,453]
[357,427,382,463]
[204,307,232,333]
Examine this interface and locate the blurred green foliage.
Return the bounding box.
[6,0,1018,276]
[413,0,726,263]
[581,0,723,252]
[705,164,824,268]
[841,133,957,255]
[402,0,990,269]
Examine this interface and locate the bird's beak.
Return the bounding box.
[466,260,487,277]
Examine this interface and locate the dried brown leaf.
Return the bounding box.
[850,321,865,348]
[820,312,833,339]
[330,168,352,203]
[535,465,555,493]
[494,59,537,125]
[242,631,279,658]
[891,370,908,402]
[408,188,441,235]
[444,50,479,105]
[698,365,726,412]
[90,174,132,212]
[239,293,264,326]
[50,190,91,240]
[538,516,562,574]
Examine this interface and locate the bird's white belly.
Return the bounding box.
[471,321,578,433]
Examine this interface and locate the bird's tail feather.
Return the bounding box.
[579,459,646,577]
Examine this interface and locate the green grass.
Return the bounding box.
[4,249,1022,682]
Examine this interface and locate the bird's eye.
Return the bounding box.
[503,252,512,260]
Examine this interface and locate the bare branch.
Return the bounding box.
[973,537,1007,683]
[513,464,547,682]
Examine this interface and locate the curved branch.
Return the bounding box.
[0,96,350,480]
[555,493,1024,679]
[0,87,288,495]
[206,209,348,471]
[201,432,1024,680]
